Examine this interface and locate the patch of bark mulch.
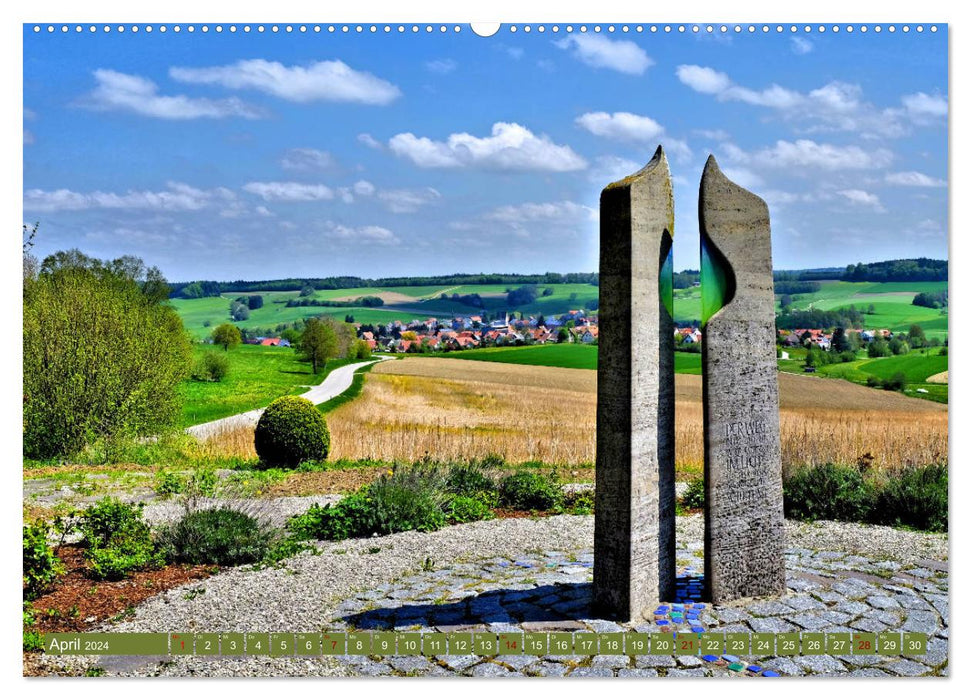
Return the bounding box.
[260,468,390,497]
[24,463,160,479]
[26,546,213,635]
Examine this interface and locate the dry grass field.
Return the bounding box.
[322,358,947,474]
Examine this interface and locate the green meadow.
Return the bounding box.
[778,280,948,340]
[179,344,356,427]
[430,343,703,375]
[778,345,948,403]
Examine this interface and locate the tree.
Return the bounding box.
[23,251,192,459]
[212,323,242,351]
[299,284,315,297]
[298,317,338,374]
[831,327,851,353]
[557,327,570,343]
[779,293,793,309]
[247,295,264,310]
[344,314,355,324]
[908,324,927,348]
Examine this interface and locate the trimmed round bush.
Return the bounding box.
[254,395,330,467]
[161,508,274,566]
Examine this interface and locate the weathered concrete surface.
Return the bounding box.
[594,145,676,620]
[699,155,786,603]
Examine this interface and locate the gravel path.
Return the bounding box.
[35,514,948,678]
[185,357,386,438]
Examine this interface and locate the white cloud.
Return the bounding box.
[725,139,893,171]
[485,200,597,224]
[425,58,457,74]
[675,65,731,94]
[358,133,383,150]
[885,171,946,187]
[324,222,399,245]
[377,187,441,213]
[676,65,913,137]
[791,37,813,55]
[503,46,524,60]
[280,148,337,172]
[24,182,235,212]
[255,206,274,217]
[388,122,587,172]
[588,155,643,184]
[901,92,948,121]
[838,189,885,211]
[575,111,664,143]
[720,167,764,190]
[694,128,730,141]
[24,130,33,145]
[554,34,653,75]
[353,180,376,196]
[242,181,334,202]
[80,69,261,120]
[170,59,401,105]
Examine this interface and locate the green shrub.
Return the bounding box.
[564,489,595,515]
[499,470,563,511]
[680,478,705,510]
[80,498,162,580]
[366,465,448,534]
[872,464,948,532]
[192,352,230,382]
[448,495,494,523]
[446,462,497,502]
[186,467,218,498]
[159,508,275,566]
[23,521,63,600]
[288,493,372,541]
[23,603,44,652]
[254,396,330,467]
[882,372,907,392]
[783,464,873,522]
[154,469,187,498]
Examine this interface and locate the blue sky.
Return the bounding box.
[23,25,948,282]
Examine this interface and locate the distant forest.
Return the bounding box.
[171,272,601,298]
[841,258,947,283]
[171,258,947,299]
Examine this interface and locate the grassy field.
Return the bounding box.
[779,346,948,403]
[433,344,598,369]
[170,295,422,339]
[179,344,354,428]
[780,280,948,340]
[298,358,946,475]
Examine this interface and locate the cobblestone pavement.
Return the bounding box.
[327,547,948,677]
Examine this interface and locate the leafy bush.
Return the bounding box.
[288,494,372,541]
[882,372,907,392]
[448,495,494,523]
[159,508,275,566]
[564,489,595,515]
[366,465,448,534]
[23,252,192,459]
[680,478,705,510]
[80,498,162,580]
[154,469,186,498]
[445,462,498,504]
[872,464,948,532]
[23,603,44,652]
[783,464,873,522]
[23,521,63,600]
[192,352,230,382]
[255,396,330,467]
[499,470,564,511]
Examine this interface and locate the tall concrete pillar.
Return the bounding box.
[593,146,676,620]
[699,155,786,603]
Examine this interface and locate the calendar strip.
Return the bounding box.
[43,631,928,657]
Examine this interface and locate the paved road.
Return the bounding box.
[186,357,386,439]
